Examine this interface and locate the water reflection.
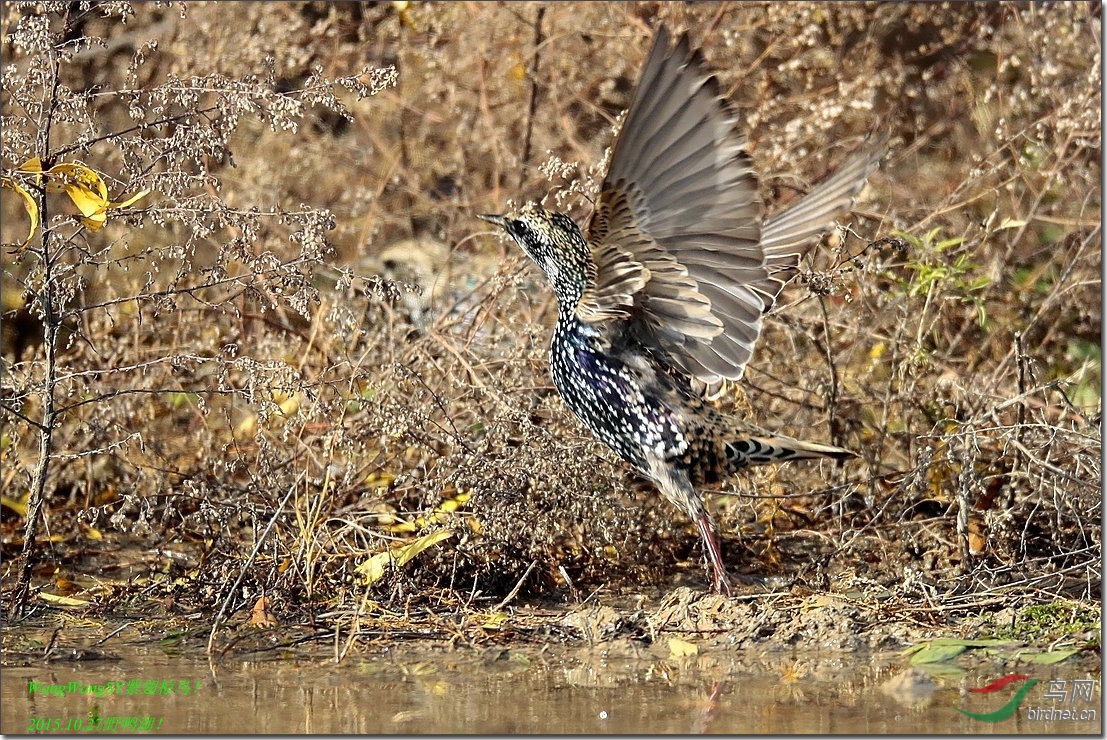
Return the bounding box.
[3,640,1100,734]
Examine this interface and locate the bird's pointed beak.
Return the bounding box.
[477,213,509,229]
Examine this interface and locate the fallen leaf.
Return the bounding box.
[248,596,278,627]
[668,637,699,657]
[356,530,454,585]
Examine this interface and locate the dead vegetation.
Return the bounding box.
[0,2,1100,653]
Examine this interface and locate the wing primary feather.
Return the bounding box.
[761,132,888,255]
[582,28,884,384]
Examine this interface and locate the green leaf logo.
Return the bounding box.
[955,676,1040,723]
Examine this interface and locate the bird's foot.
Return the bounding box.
[712,569,733,597]
[695,515,733,597]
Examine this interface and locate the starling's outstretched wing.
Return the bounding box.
[582,27,766,384]
[759,134,887,286]
[580,26,883,384]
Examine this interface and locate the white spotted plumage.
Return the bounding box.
[479,25,881,593]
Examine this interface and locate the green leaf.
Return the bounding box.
[905,638,1017,665]
[909,643,968,664]
[1025,648,1081,665]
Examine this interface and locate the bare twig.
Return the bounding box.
[207,473,301,659]
[494,560,538,612]
[519,6,546,190]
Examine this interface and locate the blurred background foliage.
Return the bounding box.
[0,2,1099,625]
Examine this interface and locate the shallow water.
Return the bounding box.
[3,636,1100,734]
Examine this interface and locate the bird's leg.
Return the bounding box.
[647,454,733,595]
[695,513,732,596]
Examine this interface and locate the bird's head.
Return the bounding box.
[479,204,590,306]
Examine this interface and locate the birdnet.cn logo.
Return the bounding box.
[954,674,1098,723]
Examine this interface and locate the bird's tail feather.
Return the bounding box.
[726,435,856,469]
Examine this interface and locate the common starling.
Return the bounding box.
[480,25,884,594]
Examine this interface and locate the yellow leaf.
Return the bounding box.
[38,592,90,608]
[21,157,43,176]
[384,490,471,533]
[65,183,109,230]
[1,176,39,251]
[481,611,510,630]
[234,390,304,438]
[355,530,453,585]
[110,188,150,210]
[668,637,699,657]
[46,163,109,229]
[41,163,148,231]
[364,471,395,488]
[47,162,107,199]
[276,391,303,417]
[438,496,465,513]
[1,494,29,517]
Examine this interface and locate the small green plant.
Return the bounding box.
[983,603,1101,644]
[890,227,991,327]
